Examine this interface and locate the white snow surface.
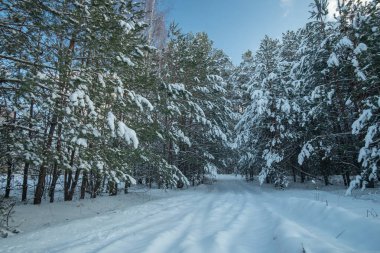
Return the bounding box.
[2,175,380,253]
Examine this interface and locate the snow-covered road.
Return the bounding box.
[1,175,380,253]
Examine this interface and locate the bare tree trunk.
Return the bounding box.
[22,100,34,201]
[345,171,351,186]
[92,172,102,198]
[67,168,80,201]
[37,30,76,204]
[64,149,76,201]
[49,123,63,203]
[22,163,29,201]
[321,157,330,186]
[34,166,47,204]
[300,169,305,183]
[89,171,94,198]
[124,181,130,194]
[49,163,60,203]
[80,171,88,199]
[292,166,297,183]
[5,112,16,199]
[342,173,348,186]
[64,169,72,201]
[4,160,12,198]
[34,115,58,205]
[102,174,107,191]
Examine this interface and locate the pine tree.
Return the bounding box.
[1,0,160,202]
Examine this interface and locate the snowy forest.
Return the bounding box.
[1,0,380,248]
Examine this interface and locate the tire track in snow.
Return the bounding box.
[2,195,202,253]
[211,192,276,253]
[60,195,205,253]
[2,176,380,253]
[178,190,249,253]
[96,181,252,253]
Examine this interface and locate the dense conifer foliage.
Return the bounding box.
[1,0,379,213]
[234,0,380,192]
[0,0,235,206]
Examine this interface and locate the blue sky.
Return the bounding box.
[161,0,314,65]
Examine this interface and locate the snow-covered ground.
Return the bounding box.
[1,175,380,253]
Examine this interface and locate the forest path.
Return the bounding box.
[1,175,380,253]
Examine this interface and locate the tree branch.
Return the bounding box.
[0,54,56,70]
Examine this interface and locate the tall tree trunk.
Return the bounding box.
[64,169,72,201]
[92,173,102,198]
[292,166,297,183]
[48,123,63,203]
[67,168,80,201]
[49,163,60,203]
[300,169,305,183]
[22,100,34,201]
[124,181,130,194]
[34,167,47,204]
[5,112,16,199]
[80,171,88,199]
[102,174,107,190]
[34,115,58,205]
[89,171,94,198]
[64,148,75,201]
[342,168,351,187]
[342,173,348,186]
[345,171,351,186]
[321,157,330,186]
[38,30,75,204]
[64,148,76,201]
[22,163,29,201]
[4,159,12,198]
